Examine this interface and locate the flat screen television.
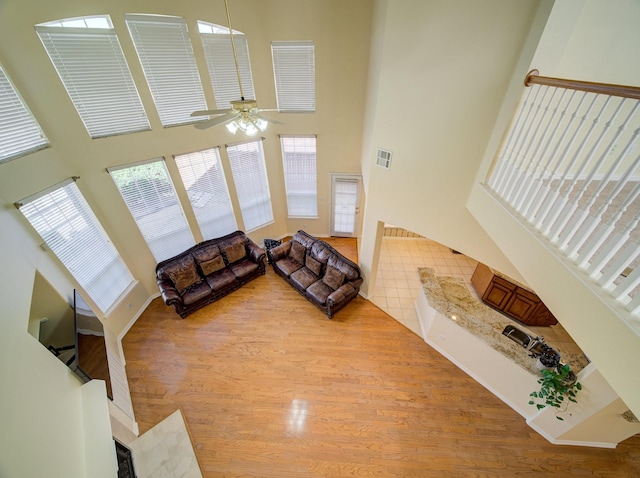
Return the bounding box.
[73,289,113,399]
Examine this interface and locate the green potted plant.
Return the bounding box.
[529,364,582,420]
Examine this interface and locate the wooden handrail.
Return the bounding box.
[525,69,640,100]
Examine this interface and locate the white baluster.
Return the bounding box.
[567,135,640,259]
[514,88,570,212]
[556,101,637,250]
[489,87,536,192]
[524,91,589,221]
[504,87,557,205]
[495,86,546,197]
[539,96,614,237]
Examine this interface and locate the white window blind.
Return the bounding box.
[0,65,49,162]
[226,140,273,231]
[125,14,207,127]
[174,147,237,240]
[35,17,150,138]
[198,21,255,109]
[280,135,318,217]
[109,159,195,262]
[18,179,134,313]
[271,41,315,112]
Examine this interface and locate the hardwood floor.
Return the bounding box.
[123,238,640,477]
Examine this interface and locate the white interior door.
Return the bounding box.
[330,174,362,237]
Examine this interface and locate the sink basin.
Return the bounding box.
[502,325,531,348]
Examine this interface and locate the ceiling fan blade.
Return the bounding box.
[191,108,233,117]
[194,113,239,130]
[257,108,279,112]
[255,113,284,125]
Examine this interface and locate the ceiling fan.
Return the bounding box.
[191,0,281,135]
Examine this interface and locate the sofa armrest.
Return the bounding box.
[327,283,356,306]
[246,239,266,264]
[268,241,291,263]
[157,279,183,307]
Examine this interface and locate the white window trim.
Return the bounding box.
[271,41,316,113]
[35,17,150,138]
[16,177,135,313]
[0,64,49,163]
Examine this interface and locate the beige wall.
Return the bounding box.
[359,0,544,293]
[0,0,371,475]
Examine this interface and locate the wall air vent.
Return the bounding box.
[376,148,392,170]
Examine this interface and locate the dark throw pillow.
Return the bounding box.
[305,255,322,276]
[200,255,225,276]
[168,262,201,293]
[323,265,345,290]
[224,242,246,264]
[290,240,306,264]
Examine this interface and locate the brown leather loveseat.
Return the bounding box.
[156,230,266,318]
[267,230,363,318]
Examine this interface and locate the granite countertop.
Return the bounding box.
[418,267,588,376]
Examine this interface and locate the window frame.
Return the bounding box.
[35,16,151,139]
[108,158,196,262]
[271,41,316,113]
[125,14,208,127]
[174,147,238,240]
[279,135,318,218]
[198,21,255,109]
[17,178,135,314]
[226,139,274,232]
[0,64,49,163]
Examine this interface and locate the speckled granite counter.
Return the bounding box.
[418,267,588,375]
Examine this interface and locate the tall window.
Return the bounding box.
[109,159,195,262]
[174,147,237,240]
[35,15,150,138]
[198,21,255,109]
[280,135,318,217]
[226,140,273,231]
[0,65,49,162]
[125,14,207,127]
[271,41,315,112]
[17,179,134,313]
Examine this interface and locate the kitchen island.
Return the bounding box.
[415,267,640,448]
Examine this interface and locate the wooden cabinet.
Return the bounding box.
[471,263,558,326]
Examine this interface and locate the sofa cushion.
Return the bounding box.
[305,255,322,276]
[322,265,345,290]
[290,240,306,264]
[192,244,221,263]
[166,256,202,293]
[291,267,319,291]
[327,255,359,281]
[205,268,237,291]
[224,241,246,264]
[306,280,333,305]
[182,281,212,306]
[230,258,259,279]
[200,255,225,276]
[274,257,304,277]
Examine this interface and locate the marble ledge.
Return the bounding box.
[418,267,589,377]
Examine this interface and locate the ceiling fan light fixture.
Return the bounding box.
[244,122,259,136]
[225,121,239,134]
[256,118,268,132]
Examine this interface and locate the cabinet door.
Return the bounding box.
[527,302,559,326]
[483,278,514,309]
[504,287,539,322]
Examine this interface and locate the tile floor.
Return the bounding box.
[369,235,586,359]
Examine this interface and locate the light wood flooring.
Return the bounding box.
[122,238,640,477]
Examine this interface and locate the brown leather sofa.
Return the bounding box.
[267,230,363,318]
[156,231,266,318]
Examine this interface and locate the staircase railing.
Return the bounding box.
[487,70,640,331]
